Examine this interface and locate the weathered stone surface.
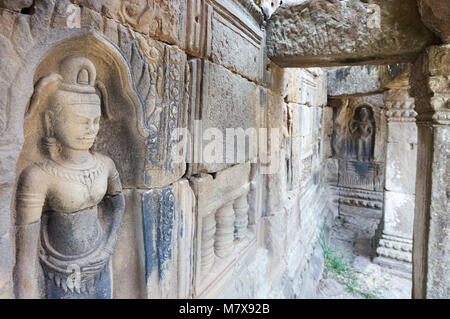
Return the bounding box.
[0,0,191,192]
[286,68,326,106]
[141,179,195,299]
[327,63,411,97]
[187,59,260,175]
[253,0,281,19]
[417,0,450,43]
[266,0,438,67]
[262,53,287,95]
[0,0,193,297]
[321,106,333,159]
[71,0,185,47]
[410,45,450,121]
[189,163,253,297]
[327,65,381,97]
[112,189,145,298]
[0,232,12,298]
[0,0,33,11]
[410,45,450,299]
[330,95,386,163]
[4,0,447,301]
[210,0,264,82]
[385,140,417,195]
[377,87,417,274]
[185,0,212,58]
[379,63,411,89]
[383,192,415,239]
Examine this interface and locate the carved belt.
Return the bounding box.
[39,210,109,295]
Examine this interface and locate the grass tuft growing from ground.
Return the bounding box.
[319,234,382,299]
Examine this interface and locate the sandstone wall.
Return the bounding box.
[0,0,332,298]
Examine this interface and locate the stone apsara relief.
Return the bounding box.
[14,56,125,298]
[332,99,375,162]
[349,105,375,162]
[0,0,191,298]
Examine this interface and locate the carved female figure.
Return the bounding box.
[14,57,125,299]
[349,106,374,162]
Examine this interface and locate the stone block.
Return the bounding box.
[387,122,417,144]
[111,189,146,299]
[141,179,195,299]
[338,160,384,192]
[384,191,415,239]
[210,0,264,82]
[385,142,417,194]
[286,68,323,106]
[262,55,287,96]
[327,65,381,96]
[266,0,438,67]
[325,158,339,185]
[297,105,312,137]
[417,0,450,43]
[187,59,260,175]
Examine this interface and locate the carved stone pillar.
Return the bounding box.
[200,213,216,275]
[233,193,249,241]
[409,45,450,299]
[214,203,235,258]
[375,88,417,274]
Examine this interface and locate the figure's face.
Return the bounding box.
[53,103,101,151]
[359,108,368,121]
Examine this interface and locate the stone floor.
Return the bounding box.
[314,217,412,299]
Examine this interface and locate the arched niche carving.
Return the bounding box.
[0,0,188,298]
[16,32,146,189]
[4,26,187,298]
[331,99,376,162]
[8,31,148,299]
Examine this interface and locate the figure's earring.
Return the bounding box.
[42,111,61,159]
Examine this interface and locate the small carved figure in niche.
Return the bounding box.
[14,57,125,299]
[349,106,374,162]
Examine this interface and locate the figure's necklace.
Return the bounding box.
[37,154,105,189]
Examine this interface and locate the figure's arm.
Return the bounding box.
[103,158,125,255]
[349,121,357,133]
[13,166,46,299]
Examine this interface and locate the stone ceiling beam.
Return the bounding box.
[266,0,439,68]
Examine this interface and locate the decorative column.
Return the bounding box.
[233,193,249,241]
[409,45,450,299]
[214,203,235,258]
[200,213,216,275]
[375,88,417,274]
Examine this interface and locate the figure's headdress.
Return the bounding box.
[49,56,100,111]
[26,56,110,118]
